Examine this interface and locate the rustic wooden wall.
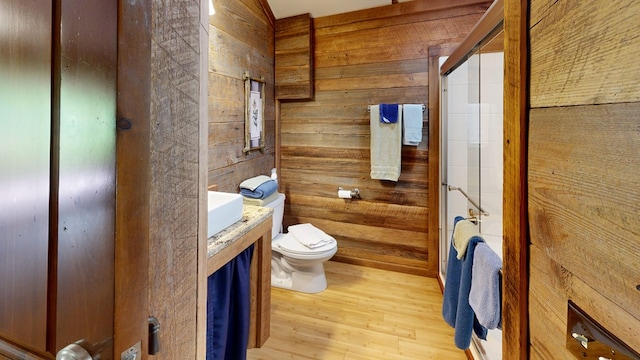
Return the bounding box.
[208,0,276,192]
[278,0,492,276]
[275,14,314,100]
[527,0,640,357]
[147,0,205,359]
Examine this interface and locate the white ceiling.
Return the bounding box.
[267,0,414,20]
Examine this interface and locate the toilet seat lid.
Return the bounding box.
[277,233,337,255]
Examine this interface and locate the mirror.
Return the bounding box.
[243,71,265,154]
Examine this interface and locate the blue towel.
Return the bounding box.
[239,179,278,199]
[469,243,502,330]
[379,104,399,124]
[442,216,488,350]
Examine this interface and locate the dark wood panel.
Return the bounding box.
[55,0,117,354]
[0,0,52,352]
[528,103,640,320]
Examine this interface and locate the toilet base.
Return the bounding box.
[271,260,328,294]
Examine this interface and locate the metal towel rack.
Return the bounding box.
[367,104,425,112]
[447,185,490,217]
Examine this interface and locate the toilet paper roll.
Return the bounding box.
[338,189,352,199]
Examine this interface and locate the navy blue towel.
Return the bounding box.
[442,216,488,350]
[379,104,399,124]
[207,244,254,360]
[239,179,278,199]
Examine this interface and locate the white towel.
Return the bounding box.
[287,223,336,250]
[403,104,423,146]
[370,104,402,181]
[239,175,272,191]
[453,219,481,260]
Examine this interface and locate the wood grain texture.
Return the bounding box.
[115,0,152,357]
[529,246,640,359]
[529,0,640,108]
[247,261,467,360]
[279,1,490,276]
[503,0,529,358]
[527,0,640,357]
[275,14,314,100]
[529,103,640,321]
[208,0,276,193]
[148,0,202,358]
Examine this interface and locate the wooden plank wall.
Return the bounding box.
[208,0,276,192]
[527,0,640,357]
[275,14,314,100]
[278,0,492,276]
[147,0,204,359]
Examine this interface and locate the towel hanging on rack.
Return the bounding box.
[370,104,402,181]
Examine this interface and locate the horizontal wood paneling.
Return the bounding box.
[529,246,640,359]
[279,1,491,276]
[275,14,313,100]
[208,0,275,192]
[529,0,640,107]
[528,103,640,332]
[527,0,640,357]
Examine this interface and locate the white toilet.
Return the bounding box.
[263,193,338,293]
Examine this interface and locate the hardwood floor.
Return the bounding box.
[247,261,467,359]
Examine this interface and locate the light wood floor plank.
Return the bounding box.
[247,261,466,360]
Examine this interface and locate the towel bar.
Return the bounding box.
[447,185,489,217]
[367,104,425,112]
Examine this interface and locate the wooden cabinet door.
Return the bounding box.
[0,1,117,358]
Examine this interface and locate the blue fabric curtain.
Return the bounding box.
[206,244,254,360]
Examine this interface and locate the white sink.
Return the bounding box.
[207,191,243,237]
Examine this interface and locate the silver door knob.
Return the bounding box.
[56,343,92,360]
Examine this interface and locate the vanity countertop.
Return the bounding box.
[207,204,273,259]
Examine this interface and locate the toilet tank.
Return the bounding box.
[263,193,285,239]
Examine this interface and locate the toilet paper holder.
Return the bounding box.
[338,187,360,199]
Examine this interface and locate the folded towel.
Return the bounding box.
[402,104,423,146]
[442,216,488,350]
[287,223,336,250]
[370,104,402,182]
[239,179,278,199]
[453,219,481,260]
[239,175,272,191]
[380,104,399,124]
[469,243,502,330]
[241,191,280,206]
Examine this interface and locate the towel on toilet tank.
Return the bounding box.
[239,175,278,199]
[288,223,336,250]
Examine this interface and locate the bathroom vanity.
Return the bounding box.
[207,205,273,348]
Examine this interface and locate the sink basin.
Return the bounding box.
[207,191,243,237]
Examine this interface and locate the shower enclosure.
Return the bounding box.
[438,4,504,359]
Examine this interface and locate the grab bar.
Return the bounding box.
[447,185,490,217]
